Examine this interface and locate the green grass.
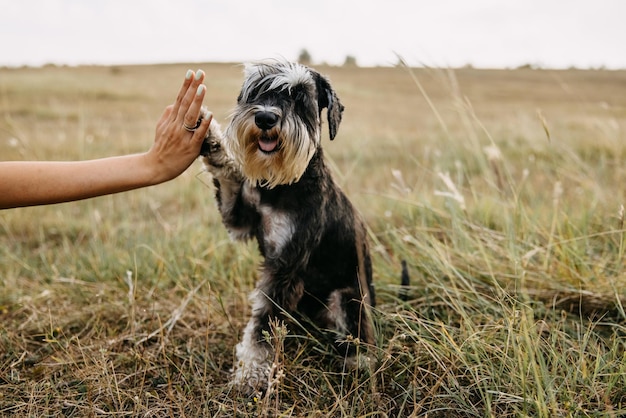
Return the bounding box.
[1,63,626,416]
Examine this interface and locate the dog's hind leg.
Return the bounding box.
[326,287,374,347]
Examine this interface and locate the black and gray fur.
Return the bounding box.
[200,60,375,395]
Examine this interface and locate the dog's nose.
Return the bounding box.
[254,111,278,130]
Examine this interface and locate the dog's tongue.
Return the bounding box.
[259,138,278,153]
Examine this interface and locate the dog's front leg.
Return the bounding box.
[230,288,273,395]
[231,269,304,395]
[200,118,259,240]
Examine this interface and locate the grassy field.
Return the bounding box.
[2,62,626,417]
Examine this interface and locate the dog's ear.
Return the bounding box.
[314,73,344,140]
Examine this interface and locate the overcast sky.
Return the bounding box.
[1,0,624,69]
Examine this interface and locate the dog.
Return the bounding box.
[199,59,375,395]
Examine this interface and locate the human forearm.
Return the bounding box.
[0,154,160,209]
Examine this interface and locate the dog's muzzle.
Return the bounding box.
[255,111,280,153]
[255,111,278,130]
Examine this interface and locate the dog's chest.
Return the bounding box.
[242,182,297,257]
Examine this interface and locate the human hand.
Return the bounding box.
[144,69,212,184]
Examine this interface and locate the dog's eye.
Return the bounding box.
[294,91,304,102]
[289,86,306,101]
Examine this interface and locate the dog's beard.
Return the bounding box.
[226,115,317,188]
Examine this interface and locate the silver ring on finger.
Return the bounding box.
[183,119,201,132]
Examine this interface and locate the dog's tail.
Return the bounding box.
[399,260,410,301]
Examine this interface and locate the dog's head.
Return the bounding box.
[224,59,344,188]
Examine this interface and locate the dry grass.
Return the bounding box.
[2,62,626,416]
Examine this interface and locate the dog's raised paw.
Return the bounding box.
[199,136,222,160]
[199,119,243,182]
[199,115,224,157]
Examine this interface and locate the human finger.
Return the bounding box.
[157,104,175,129]
[176,69,205,125]
[170,69,195,119]
[191,109,212,146]
[182,84,207,133]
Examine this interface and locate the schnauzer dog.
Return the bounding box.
[200,59,375,394]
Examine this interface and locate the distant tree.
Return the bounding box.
[298,49,312,65]
[343,55,358,67]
